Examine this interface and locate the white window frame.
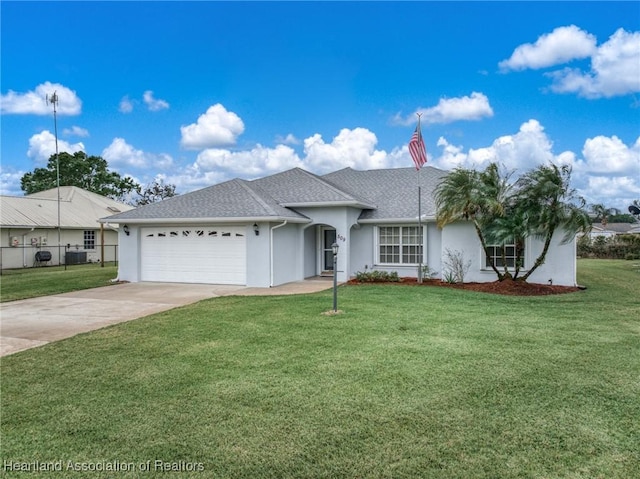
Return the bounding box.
[83,230,96,250]
[375,225,425,266]
[483,238,526,270]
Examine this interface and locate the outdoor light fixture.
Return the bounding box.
[332,242,339,312]
[253,223,260,236]
[123,225,130,236]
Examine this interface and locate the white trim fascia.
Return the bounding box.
[358,217,436,224]
[281,201,376,209]
[98,216,311,225]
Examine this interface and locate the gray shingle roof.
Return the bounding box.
[322,166,448,221]
[252,168,375,207]
[102,166,449,223]
[104,179,308,223]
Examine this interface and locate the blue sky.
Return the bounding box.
[2,1,639,211]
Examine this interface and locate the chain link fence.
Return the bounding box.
[0,244,119,274]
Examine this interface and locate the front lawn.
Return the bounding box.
[1,259,638,478]
[0,263,118,302]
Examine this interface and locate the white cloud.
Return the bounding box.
[143,90,169,111]
[303,127,388,173]
[547,28,640,98]
[196,144,302,177]
[119,96,134,113]
[435,137,469,170]
[63,126,89,137]
[0,168,25,196]
[180,104,245,149]
[102,138,174,170]
[431,122,639,210]
[582,175,640,209]
[499,25,596,72]
[577,135,640,174]
[395,92,494,126]
[27,130,84,163]
[432,119,558,171]
[1,82,82,115]
[275,133,300,145]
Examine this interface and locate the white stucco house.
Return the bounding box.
[102,167,579,287]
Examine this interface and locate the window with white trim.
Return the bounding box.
[485,239,521,268]
[378,226,423,265]
[83,230,96,250]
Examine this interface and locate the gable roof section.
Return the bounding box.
[101,166,450,224]
[1,186,133,229]
[322,166,448,221]
[103,178,309,224]
[252,167,376,208]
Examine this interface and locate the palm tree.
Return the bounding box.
[517,164,591,282]
[590,203,620,228]
[435,163,512,280]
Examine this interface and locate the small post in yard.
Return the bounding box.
[332,242,339,312]
[100,223,105,268]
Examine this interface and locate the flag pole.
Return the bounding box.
[409,112,427,284]
[416,114,423,284]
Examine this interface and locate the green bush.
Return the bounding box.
[354,270,401,283]
[577,233,640,259]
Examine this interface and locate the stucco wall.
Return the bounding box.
[246,221,271,287]
[271,223,301,286]
[440,222,577,286]
[294,206,361,282]
[302,225,317,279]
[351,222,440,280]
[117,226,140,282]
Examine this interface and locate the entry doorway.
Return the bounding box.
[320,227,336,276]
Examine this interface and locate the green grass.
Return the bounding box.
[0,263,118,302]
[1,259,639,478]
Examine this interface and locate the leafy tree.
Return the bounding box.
[135,179,178,206]
[607,213,637,224]
[20,151,139,200]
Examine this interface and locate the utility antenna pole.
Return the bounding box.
[46,91,61,267]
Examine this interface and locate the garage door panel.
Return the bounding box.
[141,226,246,284]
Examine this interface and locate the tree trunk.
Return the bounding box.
[473,221,508,280]
[520,230,554,282]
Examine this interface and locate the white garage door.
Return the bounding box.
[141,226,246,284]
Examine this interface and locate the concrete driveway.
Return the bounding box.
[0,279,332,357]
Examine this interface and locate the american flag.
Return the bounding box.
[408,124,427,170]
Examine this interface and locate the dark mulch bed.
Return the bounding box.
[347,277,583,296]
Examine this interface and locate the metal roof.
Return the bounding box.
[1,186,134,229]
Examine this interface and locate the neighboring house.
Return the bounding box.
[1,186,134,269]
[587,223,639,239]
[103,167,579,287]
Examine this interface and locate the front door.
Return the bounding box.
[321,227,336,275]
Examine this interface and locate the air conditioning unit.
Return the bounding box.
[11,237,19,247]
[40,236,47,246]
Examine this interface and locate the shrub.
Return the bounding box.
[442,249,471,284]
[354,270,401,283]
